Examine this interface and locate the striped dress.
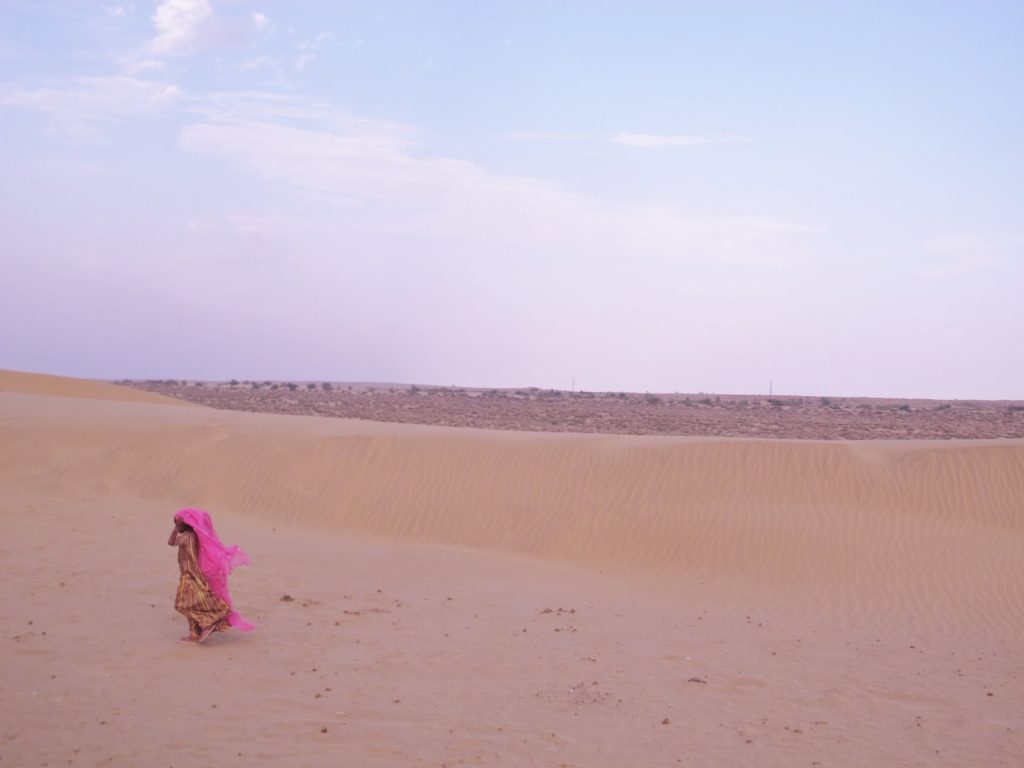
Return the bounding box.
[175,530,231,637]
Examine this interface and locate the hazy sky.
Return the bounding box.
[2,1,1022,398]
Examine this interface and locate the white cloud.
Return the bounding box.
[292,53,315,72]
[292,31,335,72]
[0,76,183,129]
[507,131,590,142]
[154,84,183,101]
[188,90,344,124]
[104,4,134,18]
[150,0,212,55]
[612,132,751,148]
[241,56,275,70]
[299,32,335,51]
[252,12,270,32]
[177,95,811,266]
[1,73,806,265]
[179,115,443,206]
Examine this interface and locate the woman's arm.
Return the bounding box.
[168,521,185,546]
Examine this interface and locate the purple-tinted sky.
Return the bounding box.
[1,1,1022,398]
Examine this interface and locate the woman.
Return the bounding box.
[168,508,254,643]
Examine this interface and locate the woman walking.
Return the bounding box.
[168,508,254,643]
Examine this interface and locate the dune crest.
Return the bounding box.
[0,369,191,406]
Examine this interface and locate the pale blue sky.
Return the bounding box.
[1,1,1021,398]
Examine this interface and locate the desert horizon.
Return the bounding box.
[124,375,1024,441]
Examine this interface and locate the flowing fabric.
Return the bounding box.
[174,508,254,631]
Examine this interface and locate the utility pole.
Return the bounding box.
[769,380,773,397]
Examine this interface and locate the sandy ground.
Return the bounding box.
[1,370,192,407]
[1,372,1022,767]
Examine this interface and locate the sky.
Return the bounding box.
[1,1,1022,399]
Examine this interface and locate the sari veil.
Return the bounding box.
[175,508,254,631]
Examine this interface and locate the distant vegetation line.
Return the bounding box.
[118,380,1024,441]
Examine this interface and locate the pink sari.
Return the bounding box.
[175,508,254,632]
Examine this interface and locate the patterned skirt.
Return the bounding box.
[175,532,231,636]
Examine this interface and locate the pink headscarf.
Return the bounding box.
[175,508,254,632]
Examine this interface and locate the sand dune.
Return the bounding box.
[2,372,1022,766]
[0,369,190,406]
[2,384,1022,636]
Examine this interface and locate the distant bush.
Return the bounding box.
[287,383,298,391]
[738,399,749,407]
[897,404,911,412]
[700,398,713,406]
[229,379,239,387]
[820,397,832,407]
[769,398,785,406]
[250,382,260,390]
[306,383,316,390]
[934,403,951,411]
[1009,405,1024,413]
[322,382,332,391]
[644,394,661,404]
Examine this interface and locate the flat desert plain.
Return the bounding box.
[127,379,1024,440]
[1,370,1022,767]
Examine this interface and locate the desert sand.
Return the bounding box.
[1,371,1022,767]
